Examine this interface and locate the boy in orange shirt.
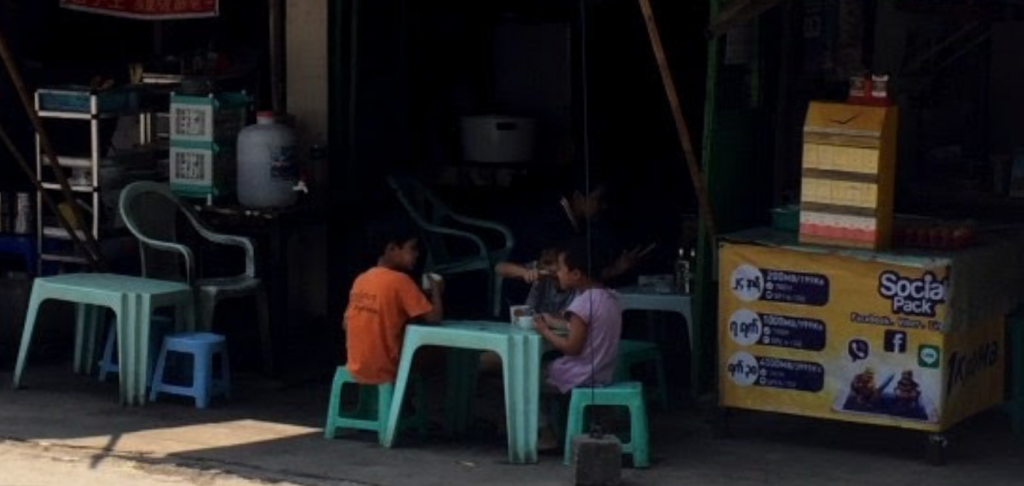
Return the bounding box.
[345,223,444,384]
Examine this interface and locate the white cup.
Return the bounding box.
[509,304,532,324]
[514,315,535,330]
[421,272,442,291]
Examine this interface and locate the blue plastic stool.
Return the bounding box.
[615,339,670,409]
[149,332,231,409]
[98,315,174,382]
[563,382,650,468]
[323,366,427,445]
[0,234,35,274]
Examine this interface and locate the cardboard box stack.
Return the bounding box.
[169,91,250,200]
[799,101,899,250]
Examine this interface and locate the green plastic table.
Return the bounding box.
[13,273,195,406]
[381,321,541,464]
[615,285,694,399]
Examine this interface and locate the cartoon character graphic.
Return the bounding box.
[836,367,936,422]
[894,370,921,406]
[849,367,880,407]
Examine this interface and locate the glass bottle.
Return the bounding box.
[675,248,691,294]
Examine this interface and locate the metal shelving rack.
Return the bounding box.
[33,89,160,270]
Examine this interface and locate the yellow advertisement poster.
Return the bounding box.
[719,242,1004,432]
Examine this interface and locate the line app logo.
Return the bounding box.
[877,270,947,317]
[918,345,941,369]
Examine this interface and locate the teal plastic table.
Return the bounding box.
[614,286,693,343]
[381,321,541,464]
[615,285,694,398]
[13,273,195,406]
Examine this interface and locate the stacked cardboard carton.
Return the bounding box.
[799,101,898,250]
[169,92,249,200]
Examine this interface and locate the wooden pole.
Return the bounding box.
[0,24,106,269]
[637,0,718,242]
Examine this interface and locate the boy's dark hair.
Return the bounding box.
[367,215,419,258]
[557,237,612,282]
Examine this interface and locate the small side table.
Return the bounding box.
[383,321,541,464]
[615,286,693,348]
[614,285,695,399]
[13,273,195,405]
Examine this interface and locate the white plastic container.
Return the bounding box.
[237,111,298,208]
[460,115,536,163]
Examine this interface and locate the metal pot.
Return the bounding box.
[460,115,537,164]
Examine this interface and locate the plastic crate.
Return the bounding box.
[771,205,800,232]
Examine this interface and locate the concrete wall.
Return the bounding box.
[286,0,329,143]
[286,0,329,322]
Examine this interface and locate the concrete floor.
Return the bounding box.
[0,438,321,486]
[1,361,1023,486]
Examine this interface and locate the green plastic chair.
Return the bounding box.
[386,176,514,316]
[563,381,650,468]
[324,366,427,445]
[614,339,670,410]
[119,181,273,373]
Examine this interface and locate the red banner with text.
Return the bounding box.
[61,0,219,20]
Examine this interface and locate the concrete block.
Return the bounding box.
[571,434,622,486]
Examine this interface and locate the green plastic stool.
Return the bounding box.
[615,339,669,410]
[563,381,650,468]
[1007,308,1024,435]
[324,366,427,445]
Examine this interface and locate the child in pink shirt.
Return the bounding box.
[532,239,622,449]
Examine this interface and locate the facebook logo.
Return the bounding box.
[884,330,908,354]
